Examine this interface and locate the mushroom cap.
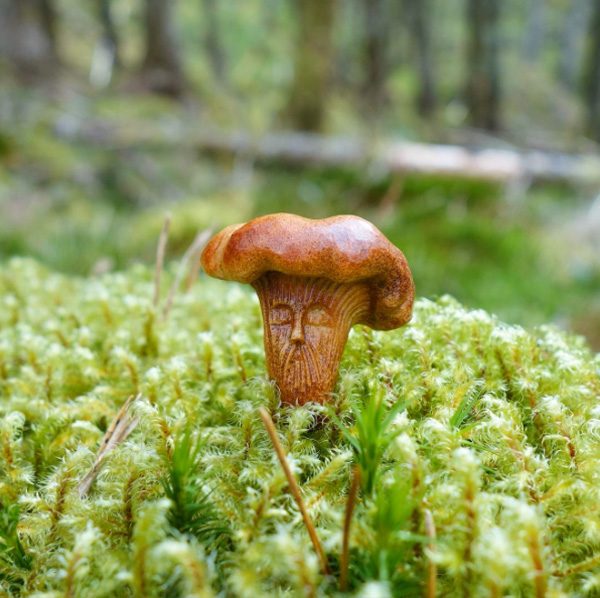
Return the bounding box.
[201,213,414,330]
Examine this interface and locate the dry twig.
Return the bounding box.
[153,213,172,308]
[78,394,141,498]
[184,231,210,292]
[163,228,212,319]
[258,406,330,576]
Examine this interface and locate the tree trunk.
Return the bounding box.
[0,0,10,58]
[464,0,501,131]
[405,0,436,117]
[362,0,388,114]
[98,0,120,68]
[286,0,336,132]
[558,0,590,90]
[141,0,186,97]
[522,0,545,63]
[201,0,226,85]
[0,0,58,80]
[582,0,600,141]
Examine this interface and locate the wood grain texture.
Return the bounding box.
[254,273,369,404]
[201,213,415,405]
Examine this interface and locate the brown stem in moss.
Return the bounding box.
[123,470,140,543]
[558,553,600,577]
[253,273,369,405]
[527,526,547,598]
[163,228,212,319]
[259,407,330,575]
[49,469,72,544]
[153,212,171,308]
[340,465,361,592]
[78,394,141,498]
[424,508,437,598]
[461,477,476,596]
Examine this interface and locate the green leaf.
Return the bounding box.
[450,381,483,429]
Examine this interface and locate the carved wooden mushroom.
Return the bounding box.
[201,214,414,405]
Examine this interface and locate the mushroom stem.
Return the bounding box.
[253,272,369,405]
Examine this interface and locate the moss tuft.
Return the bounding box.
[0,258,598,596]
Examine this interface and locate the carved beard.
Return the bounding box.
[281,342,320,394]
[253,272,369,405]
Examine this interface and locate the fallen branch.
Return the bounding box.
[79,394,141,498]
[258,406,330,576]
[199,131,600,185]
[73,123,600,185]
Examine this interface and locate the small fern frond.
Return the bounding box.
[162,428,232,560]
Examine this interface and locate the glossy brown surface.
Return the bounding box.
[201,213,415,405]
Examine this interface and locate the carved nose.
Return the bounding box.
[290,317,304,344]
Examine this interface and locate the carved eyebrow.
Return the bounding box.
[305,303,333,318]
[305,305,333,326]
[271,301,292,309]
[306,303,331,313]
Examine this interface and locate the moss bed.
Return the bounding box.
[0,259,599,597]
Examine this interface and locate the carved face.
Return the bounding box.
[253,272,369,405]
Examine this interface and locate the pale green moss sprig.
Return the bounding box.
[333,380,406,497]
[0,502,32,594]
[162,427,232,565]
[0,259,599,596]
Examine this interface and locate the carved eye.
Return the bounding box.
[270,305,293,325]
[305,306,332,327]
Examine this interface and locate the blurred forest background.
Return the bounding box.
[0,0,599,347]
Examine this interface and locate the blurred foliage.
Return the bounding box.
[0,82,599,342]
[1,0,600,346]
[0,0,595,139]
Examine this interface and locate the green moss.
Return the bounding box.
[0,259,599,596]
